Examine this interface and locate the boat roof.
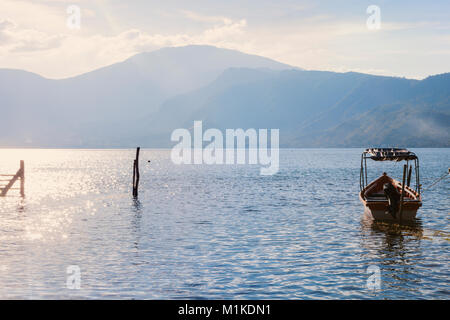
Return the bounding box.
[363,148,418,161]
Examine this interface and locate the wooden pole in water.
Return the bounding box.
[399,164,407,221]
[132,160,136,195]
[20,160,24,197]
[132,147,140,197]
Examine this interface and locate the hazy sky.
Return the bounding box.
[0,0,449,79]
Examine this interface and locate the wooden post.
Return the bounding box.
[399,164,407,221]
[20,160,24,197]
[132,147,140,197]
[406,165,412,187]
[132,160,136,194]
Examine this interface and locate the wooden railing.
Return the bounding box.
[0,160,24,197]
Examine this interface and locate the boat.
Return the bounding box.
[359,148,422,221]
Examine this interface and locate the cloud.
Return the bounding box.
[0,19,64,52]
[0,19,15,44]
[0,1,448,80]
[0,10,248,78]
[0,0,67,32]
[0,19,15,30]
[181,10,233,25]
[76,17,248,65]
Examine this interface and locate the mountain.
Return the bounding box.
[304,74,450,147]
[0,45,449,148]
[141,68,449,147]
[0,45,293,147]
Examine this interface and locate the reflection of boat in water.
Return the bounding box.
[359,216,449,297]
[361,216,449,243]
[359,216,424,278]
[359,148,422,221]
[361,216,424,239]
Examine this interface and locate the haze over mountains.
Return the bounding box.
[1,45,449,148]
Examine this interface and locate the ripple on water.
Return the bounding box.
[0,148,448,299]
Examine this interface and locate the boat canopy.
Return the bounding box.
[363,148,418,161]
[360,148,420,195]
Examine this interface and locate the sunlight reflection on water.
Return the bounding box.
[0,148,448,299]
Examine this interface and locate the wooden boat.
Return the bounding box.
[359,148,422,221]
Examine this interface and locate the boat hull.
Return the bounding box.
[360,174,422,221]
[363,203,420,221]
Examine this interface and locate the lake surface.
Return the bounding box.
[0,148,448,299]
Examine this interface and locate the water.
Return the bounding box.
[0,148,448,299]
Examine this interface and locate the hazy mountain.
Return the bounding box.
[0,45,449,148]
[142,68,449,147]
[0,45,294,147]
[302,74,450,147]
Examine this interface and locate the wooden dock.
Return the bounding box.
[0,160,24,197]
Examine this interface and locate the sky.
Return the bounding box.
[0,0,449,79]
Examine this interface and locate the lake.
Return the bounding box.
[0,148,448,299]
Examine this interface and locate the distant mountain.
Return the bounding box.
[0,45,449,148]
[141,68,449,147]
[303,74,450,147]
[0,45,293,147]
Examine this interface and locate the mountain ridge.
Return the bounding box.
[0,45,448,148]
